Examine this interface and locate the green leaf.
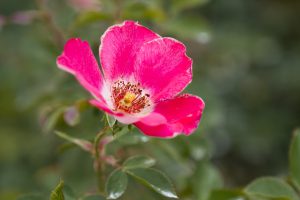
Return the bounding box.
[118,130,150,145]
[208,189,246,200]
[106,113,116,129]
[244,177,299,200]
[289,128,300,190]
[55,131,92,152]
[50,180,65,200]
[123,155,156,170]
[126,168,178,199]
[105,169,128,199]
[193,162,223,200]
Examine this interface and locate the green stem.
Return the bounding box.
[285,178,300,197]
[93,126,109,192]
[94,127,109,158]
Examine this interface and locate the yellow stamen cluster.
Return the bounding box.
[111,80,150,114]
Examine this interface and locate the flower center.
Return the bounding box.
[111,80,150,114]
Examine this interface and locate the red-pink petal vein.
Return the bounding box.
[99,20,160,82]
[134,37,192,102]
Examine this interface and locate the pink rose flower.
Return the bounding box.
[57,20,205,138]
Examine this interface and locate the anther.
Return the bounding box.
[111,80,150,114]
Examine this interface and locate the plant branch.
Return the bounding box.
[93,126,110,192]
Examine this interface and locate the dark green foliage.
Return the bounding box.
[105,169,128,199]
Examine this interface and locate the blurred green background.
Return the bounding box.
[0,0,300,199]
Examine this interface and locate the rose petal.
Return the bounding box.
[99,20,160,82]
[134,37,192,102]
[134,94,205,138]
[136,112,167,126]
[57,38,104,100]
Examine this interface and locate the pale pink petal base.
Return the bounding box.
[114,115,140,124]
[57,38,104,100]
[134,94,205,138]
